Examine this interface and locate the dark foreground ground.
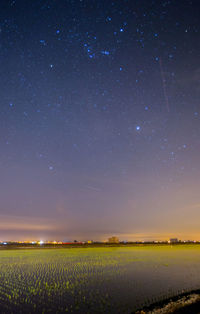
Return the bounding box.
[136,290,200,313]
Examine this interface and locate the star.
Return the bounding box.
[101,50,110,55]
[40,39,47,46]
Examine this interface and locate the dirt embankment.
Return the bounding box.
[135,292,200,314]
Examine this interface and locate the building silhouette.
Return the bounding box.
[108,236,119,244]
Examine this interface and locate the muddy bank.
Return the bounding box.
[135,290,200,313]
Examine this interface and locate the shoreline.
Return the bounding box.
[135,289,200,313]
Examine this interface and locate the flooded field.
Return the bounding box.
[0,245,200,313]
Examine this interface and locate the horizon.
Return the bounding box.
[1,231,200,243]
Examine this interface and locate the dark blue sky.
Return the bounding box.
[0,0,200,241]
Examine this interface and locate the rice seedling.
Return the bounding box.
[0,246,200,312]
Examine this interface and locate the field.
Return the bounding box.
[1,245,200,313]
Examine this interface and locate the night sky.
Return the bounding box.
[0,0,200,241]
